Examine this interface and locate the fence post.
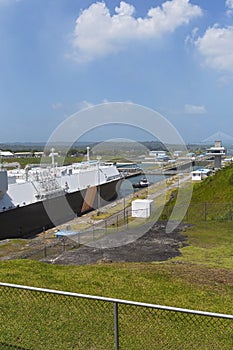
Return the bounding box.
[114,302,119,350]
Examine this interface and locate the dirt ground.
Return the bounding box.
[42,222,189,265]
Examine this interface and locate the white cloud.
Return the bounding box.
[71,0,202,62]
[226,0,233,8]
[217,74,233,87]
[51,102,63,110]
[185,26,199,45]
[76,100,95,111]
[184,104,206,114]
[76,99,133,110]
[195,25,233,73]
[226,0,233,16]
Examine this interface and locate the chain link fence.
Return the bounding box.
[159,202,233,223]
[0,283,232,349]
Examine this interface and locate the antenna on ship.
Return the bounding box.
[49,148,57,175]
[86,146,90,163]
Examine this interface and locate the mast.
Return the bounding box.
[86,146,90,163]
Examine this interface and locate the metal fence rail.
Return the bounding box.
[0,282,232,349]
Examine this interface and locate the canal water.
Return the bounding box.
[119,163,169,197]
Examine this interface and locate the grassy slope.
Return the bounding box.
[191,164,233,203]
[172,222,233,269]
[0,260,232,314]
[172,164,233,270]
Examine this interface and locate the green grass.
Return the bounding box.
[156,165,233,272]
[0,260,232,313]
[2,156,84,168]
[0,260,232,349]
[191,165,233,203]
[0,240,232,349]
[162,164,233,219]
[172,222,233,269]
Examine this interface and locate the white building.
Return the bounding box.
[192,169,212,181]
[0,150,14,158]
[14,152,33,158]
[34,152,44,158]
[173,150,183,157]
[149,150,167,157]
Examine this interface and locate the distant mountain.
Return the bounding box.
[0,142,46,151]
[0,141,96,151]
[202,131,233,145]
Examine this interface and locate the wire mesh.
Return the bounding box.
[0,284,232,349]
[117,304,233,349]
[162,202,233,223]
[1,286,114,350]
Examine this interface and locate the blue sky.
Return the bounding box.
[1,0,233,144]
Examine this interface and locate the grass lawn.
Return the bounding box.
[172,221,233,269]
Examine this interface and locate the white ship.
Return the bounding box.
[0,153,122,239]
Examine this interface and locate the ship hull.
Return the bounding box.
[0,179,121,240]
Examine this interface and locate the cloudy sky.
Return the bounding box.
[1,0,233,143]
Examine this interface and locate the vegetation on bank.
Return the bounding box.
[1,156,84,169]
[161,163,233,220]
[191,163,233,203]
